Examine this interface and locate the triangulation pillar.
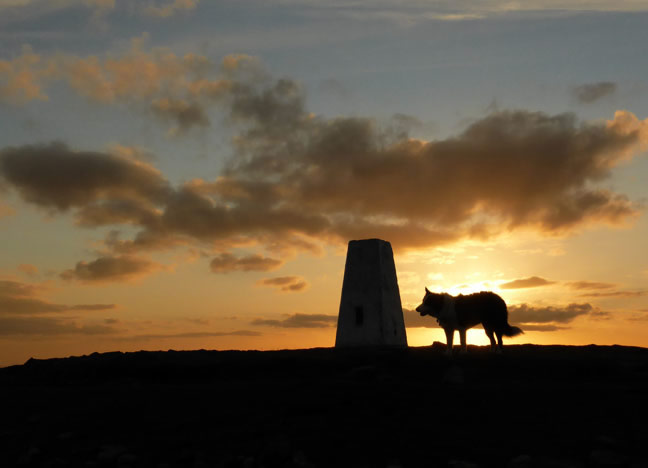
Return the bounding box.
[335,239,408,347]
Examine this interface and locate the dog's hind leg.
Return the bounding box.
[485,329,496,352]
[459,329,468,354]
[495,331,504,354]
[444,328,454,356]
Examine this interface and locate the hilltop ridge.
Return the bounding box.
[1,344,647,467]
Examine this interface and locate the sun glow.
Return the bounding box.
[406,327,502,347]
[429,281,502,297]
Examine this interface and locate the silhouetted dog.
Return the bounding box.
[416,288,523,354]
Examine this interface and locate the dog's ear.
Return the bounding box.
[425,286,430,295]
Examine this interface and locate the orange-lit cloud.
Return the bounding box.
[257,276,309,292]
[210,253,283,273]
[0,37,232,132]
[0,45,54,103]
[251,313,336,328]
[500,276,556,289]
[0,201,15,218]
[60,255,163,283]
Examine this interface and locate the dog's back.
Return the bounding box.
[455,291,508,330]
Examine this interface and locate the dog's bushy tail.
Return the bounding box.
[503,324,524,337]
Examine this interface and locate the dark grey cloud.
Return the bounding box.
[517,323,569,332]
[627,310,648,322]
[0,279,117,336]
[566,281,616,290]
[212,79,645,248]
[508,302,606,325]
[500,276,556,289]
[403,308,438,328]
[578,290,646,298]
[405,303,606,332]
[0,279,39,298]
[318,78,350,99]
[0,279,115,315]
[0,317,118,336]
[1,71,646,257]
[210,253,283,273]
[572,82,617,103]
[121,330,262,340]
[257,276,308,292]
[251,313,336,328]
[151,98,210,134]
[0,142,169,211]
[60,255,162,283]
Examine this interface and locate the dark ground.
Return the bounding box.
[1,343,647,468]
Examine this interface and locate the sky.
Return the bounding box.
[1,0,648,366]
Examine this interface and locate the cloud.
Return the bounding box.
[2,57,648,256]
[516,323,569,332]
[572,82,617,104]
[0,201,15,218]
[403,308,437,328]
[121,330,261,340]
[0,317,118,336]
[0,278,117,336]
[500,276,556,289]
[210,253,284,273]
[508,302,608,326]
[17,264,38,276]
[0,45,54,103]
[60,255,163,283]
[578,290,646,298]
[0,142,169,212]
[257,276,309,292]
[627,310,648,322]
[0,37,230,132]
[566,281,616,290]
[0,0,197,29]
[318,78,350,99]
[151,97,210,134]
[144,0,200,18]
[0,279,116,315]
[408,297,612,331]
[210,82,647,248]
[251,313,337,328]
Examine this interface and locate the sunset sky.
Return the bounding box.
[1,0,648,366]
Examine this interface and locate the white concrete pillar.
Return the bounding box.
[335,239,408,347]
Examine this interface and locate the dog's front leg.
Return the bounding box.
[444,328,454,356]
[459,329,467,354]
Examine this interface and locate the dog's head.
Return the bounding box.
[415,287,445,318]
